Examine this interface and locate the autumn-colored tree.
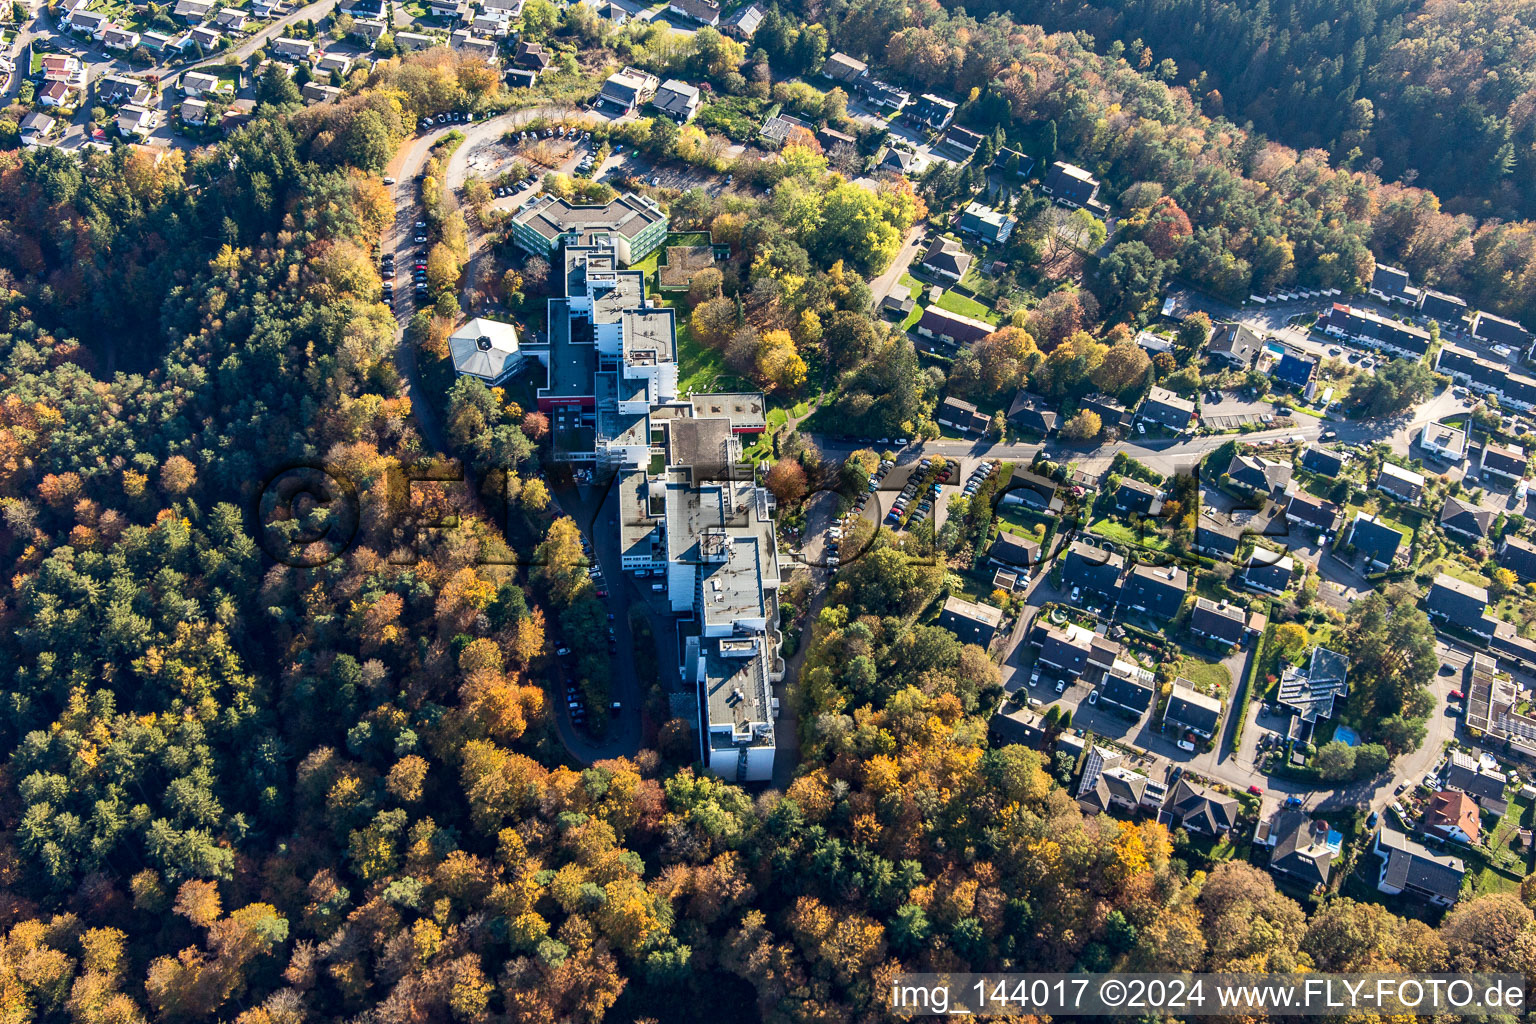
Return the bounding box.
[764,459,809,507]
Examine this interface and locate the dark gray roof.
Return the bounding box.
[1165,680,1222,735]
[1098,673,1154,716]
[1440,495,1493,539]
[1268,810,1334,885]
[988,531,1038,568]
[1301,445,1345,475]
[1167,779,1239,833]
[1376,829,1465,901]
[1349,514,1404,564]
[1063,540,1124,595]
[1122,563,1188,619]
[1191,597,1246,643]
[1501,535,1536,581]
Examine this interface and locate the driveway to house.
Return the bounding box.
[867,223,926,308]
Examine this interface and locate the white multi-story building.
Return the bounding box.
[515,214,780,781]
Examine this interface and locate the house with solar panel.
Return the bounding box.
[1277,646,1348,739]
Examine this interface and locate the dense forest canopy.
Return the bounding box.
[973,0,1536,222]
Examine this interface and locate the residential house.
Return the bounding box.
[858,77,908,111]
[1278,646,1349,727]
[908,92,956,132]
[988,532,1038,573]
[939,125,982,160]
[1375,462,1425,504]
[1284,491,1339,534]
[505,67,537,89]
[1080,766,1152,815]
[271,36,315,61]
[936,396,991,436]
[920,235,973,283]
[820,51,866,84]
[1425,574,1490,634]
[1042,160,1101,209]
[1001,468,1063,514]
[38,80,71,107]
[1439,495,1493,543]
[1301,445,1346,477]
[1206,321,1262,368]
[427,0,464,16]
[188,25,222,50]
[1271,346,1318,394]
[1437,344,1536,411]
[1194,510,1247,559]
[1242,552,1295,595]
[103,26,140,50]
[214,8,247,30]
[180,96,209,125]
[1499,535,1536,582]
[1319,302,1431,359]
[1226,454,1292,496]
[1165,780,1239,835]
[1442,750,1508,814]
[956,200,1016,244]
[350,18,386,44]
[115,104,156,140]
[1164,679,1223,741]
[1097,662,1156,720]
[937,596,1004,647]
[302,81,341,104]
[814,125,855,152]
[1369,263,1416,304]
[879,284,914,319]
[1481,440,1528,484]
[1348,513,1404,569]
[650,81,703,122]
[514,40,551,71]
[1373,829,1465,908]
[1139,386,1196,432]
[181,70,221,97]
[69,10,109,38]
[914,306,992,348]
[665,0,720,25]
[1121,563,1188,621]
[1006,390,1058,434]
[1471,311,1531,354]
[1032,621,1094,677]
[722,3,763,38]
[140,30,175,51]
[19,111,55,146]
[1421,421,1468,462]
[469,11,510,35]
[1113,477,1163,517]
[1256,811,1341,890]
[1080,393,1131,433]
[759,111,811,147]
[173,0,212,19]
[598,67,659,115]
[1190,597,1246,648]
[1135,330,1173,354]
[314,53,353,76]
[96,75,145,105]
[250,0,281,13]
[876,146,915,175]
[1062,540,1124,603]
[1418,288,1468,325]
[449,31,497,61]
[393,28,436,48]
[1421,790,1480,844]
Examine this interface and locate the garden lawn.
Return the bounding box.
[1088,517,1171,552]
[934,288,1000,324]
[1177,655,1232,698]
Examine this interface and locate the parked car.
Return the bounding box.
[1248,785,1264,796]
